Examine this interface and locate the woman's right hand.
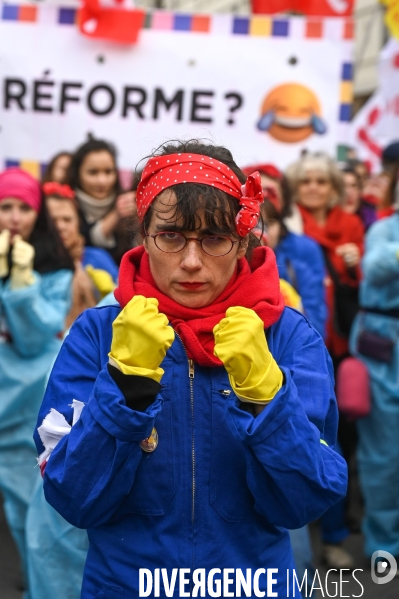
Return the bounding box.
[336,243,361,268]
[10,235,36,289]
[109,295,175,383]
[0,229,11,278]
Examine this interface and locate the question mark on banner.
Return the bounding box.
[224,92,243,125]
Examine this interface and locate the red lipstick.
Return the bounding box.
[178,282,204,289]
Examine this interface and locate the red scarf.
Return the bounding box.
[114,246,284,367]
[298,204,347,251]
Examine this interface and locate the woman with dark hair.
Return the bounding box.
[42,151,73,184]
[0,168,73,592]
[35,141,346,598]
[67,138,133,263]
[43,182,118,330]
[341,166,376,231]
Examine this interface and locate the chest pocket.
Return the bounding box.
[118,362,175,516]
[210,386,256,522]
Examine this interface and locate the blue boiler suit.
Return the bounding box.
[35,304,347,598]
[274,232,327,339]
[350,213,399,557]
[82,247,119,283]
[25,292,119,599]
[0,269,72,589]
[274,231,327,593]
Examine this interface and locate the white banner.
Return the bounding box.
[0,6,353,178]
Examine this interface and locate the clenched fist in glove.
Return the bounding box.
[0,229,11,278]
[10,235,35,289]
[85,264,116,299]
[213,306,283,404]
[109,295,175,383]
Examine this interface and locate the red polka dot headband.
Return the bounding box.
[136,153,264,237]
[42,181,76,200]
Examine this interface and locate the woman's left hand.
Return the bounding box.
[116,192,137,219]
[336,243,360,268]
[213,306,282,406]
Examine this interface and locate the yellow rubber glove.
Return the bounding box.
[0,229,11,278]
[279,279,303,312]
[85,264,116,299]
[109,295,175,383]
[213,306,283,404]
[10,235,35,289]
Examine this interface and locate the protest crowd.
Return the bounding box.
[1,130,398,597]
[1,3,399,593]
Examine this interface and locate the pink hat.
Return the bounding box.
[0,168,42,212]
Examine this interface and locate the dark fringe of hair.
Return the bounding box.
[136,139,261,259]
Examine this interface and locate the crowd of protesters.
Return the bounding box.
[0,134,398,598]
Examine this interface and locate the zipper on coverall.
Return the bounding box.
[175,333,196,587]
[188,358,195,593]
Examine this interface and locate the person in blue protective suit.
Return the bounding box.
[43,181,118,330]
[35,141,347,599]
[254,198,327,597]
[26,182,119,599]
[256,198,327,339]
[26,291,120,599]
[0,168,74,596]
[350,210,399,560]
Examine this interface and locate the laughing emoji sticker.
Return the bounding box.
[257,83,327,143]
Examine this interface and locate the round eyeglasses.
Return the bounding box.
[146,231,240,257]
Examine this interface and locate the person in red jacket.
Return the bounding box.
[286,152,364,570]
[287,153,364,361]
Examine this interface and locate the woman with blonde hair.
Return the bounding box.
[287,153,364,569]
[287,152,363,359]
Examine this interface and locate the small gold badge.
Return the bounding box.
[140,427,158,452]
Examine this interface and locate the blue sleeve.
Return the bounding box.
[227,310,347,529]
[296,238,327,340]
[82,247,119,282]
[1,269,72,357]
[275,235,327,340]
[38,308,164,529]
[362,218,399,285]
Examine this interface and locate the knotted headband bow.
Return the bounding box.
[42,182,76,200]
[136,153,264,237]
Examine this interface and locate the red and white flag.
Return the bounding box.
[349,93,383,174]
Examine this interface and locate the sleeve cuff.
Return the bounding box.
[90,220,116,249]
[107,363,161,412]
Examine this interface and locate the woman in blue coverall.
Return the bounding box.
[35,141,347,598]
[26,181,120,599]
[350,211,399,560]
[0,168,73,595]
[258,198,327,339]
